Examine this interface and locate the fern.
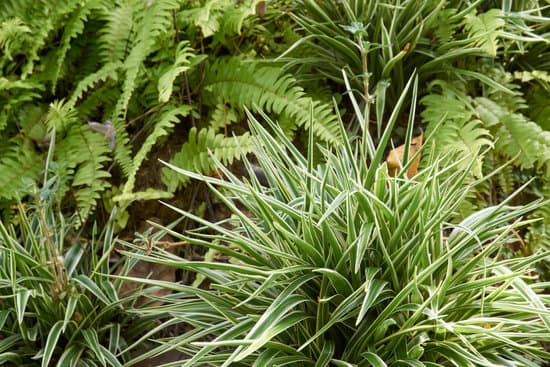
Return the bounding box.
[481,67,528,114]
[421,80,492,177]
[475,97,550,169]
[525,84,550,130]
[178,0,261,38]
[110,0,180,176]
[20,0,84,78]
[67,61,122,108]
[511,70,550,83]
[203,57,341,144]
[0,17,31,61]
[0,0,333,228]
[112,188,173,203]
[526,181,550,263]
[162,127,255,191]
[0,78,43,132]
[98,0,135,64]
[463,9,505,57]
[117,105,191,201]
[221,0,258,36]
[51,3,93,93]
[75,84,120,121]
[43,100,112,222]
[0,138,42,200]
[427,7,459,45]
[157,41,198,103]
[45,100,80,134]
[208,102,240,131]
[55,124,112,222]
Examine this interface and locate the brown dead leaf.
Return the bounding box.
[386,134,423,178]
[256,1,267,17]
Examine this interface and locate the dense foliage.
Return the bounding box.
[0,0,549,365]
[283,0,550,248]
[0,0,339,230]
[0,170,155,365]
[125,88,550,365]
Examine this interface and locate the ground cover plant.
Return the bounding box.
[0,0,548,254]
[0,170,159,365]
[282,0,550,257]
[0,0,549,365]
[120,81,550,365]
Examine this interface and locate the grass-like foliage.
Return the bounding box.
[282,2,550,251]
[121,81,550,366]
[0,173,160,365]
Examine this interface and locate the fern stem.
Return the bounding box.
[172,9,179,43]
[184,72,195,126]
[127,105,164,127]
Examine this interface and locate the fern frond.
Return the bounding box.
[428,8,458,45]
[463,9,505,57]
[20,0,83,78]
[45,100,79,134]
[219,0,261,36]
[51,4,93,93]
[110,117,133,177]
[420,80,475,122]
[98,0,135,64]
[525,85,550,130]
[526,182,550,256]
[481,67,527,113]
[179,0,227,38]
[75,85,119,121]
[157,41,197,103]
[510,70,550,83]
[0,77,43,132]
[0,138,42,200]
[118,105,191,199]
[112,188,173,203]
[110,0,179,176]
[475,97,550,169]
[0,77,43,96]
[421,80,492,177]
[0,17,31,60]
[204,57,341,144]
[162,128,255,192]
[67,61,122,108]
[494,162,516,197]
[208,102,240,131]
[56,125,112,222]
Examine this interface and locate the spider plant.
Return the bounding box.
[0,160,157,366]
[119,77,550,366]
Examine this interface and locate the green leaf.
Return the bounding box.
[464,9,504,57]
[81,329,106,366]
[63,294,79,332]
[158,41,198,102]
[227,274,316,364]
[56,344,84,367]
[314,340,335,367]
[64,244,84,278]
[314,268,354,297]
[363,352,388,367]
[73,275,110,305]
[42,320,64,367]
[0,335,22,354]
[15,288,31,325]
